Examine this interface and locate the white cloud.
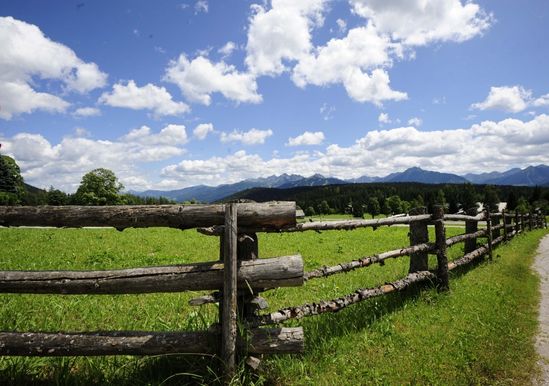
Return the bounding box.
[0,16,107,120]
[320,103,335,120]
[195,0,208,14]
[471,86,531,113]
[99,80,190,117]
[287,131,325,146]
[160,114,549,186]
[245,0,327,76]
[408,117,422,127]
[378,112,390,124]
[0,81,70,120]
[123,124,188,145]
[336,18,347,33]
[164,55,262,105]
[292,25,407,105]
[4,115,549,191]
[0,124,189,192]
[349,0,492,46]
[73,107,101,117]
[533,94,549,108]
[218,41,237,58]
[193,123,214,140]
[220,128,273,145]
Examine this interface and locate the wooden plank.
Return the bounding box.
[0,202,296,230]
[0,254,304,294]
[0,328,304,356]
[221,203,238,381]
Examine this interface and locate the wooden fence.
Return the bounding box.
[0,203,547,383]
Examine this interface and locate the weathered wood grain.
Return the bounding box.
[0,254,304,294]
[0,327,304,356]
[0,202,296,230]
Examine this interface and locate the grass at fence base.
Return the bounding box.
[0,226,546,384]
[265,229,547,386]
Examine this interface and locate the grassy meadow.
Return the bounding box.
[0,223,546,385]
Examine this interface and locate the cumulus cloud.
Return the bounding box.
[193,123,214,140]
[164,55,262,105]
[292,25,407,105]
[471,86,531,113]
[349,0,492,46]
[195,0,208,14]
[336,18,347,33]
[533,93,549,108]
[378,112,390,124]
[0,16,107,120]
[287,131,325,146]
[245,0,327,76]
[160,114,549,186]
[408,117,422,127]
[99,80,190,117]
[219,128,273,145]
[73,107,101,117]
[218,41,237,58]
[0,125,189,192]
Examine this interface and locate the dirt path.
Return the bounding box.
[534,235,549,385]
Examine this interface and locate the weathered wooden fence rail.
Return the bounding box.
[0,203,547,383]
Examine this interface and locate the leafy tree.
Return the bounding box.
[0,154,25,205]
[506,191,518,211]
[516,196,530,214]
[47,186,68,205]
[304,206,316,216]
[483,185,500,213]
[460,184,479,212]
[386,195,403,215]
[435,189,446,207]
[367,197,381,218]
[74,168,124,205]
[352,203,364,218]
[318,200,330,215]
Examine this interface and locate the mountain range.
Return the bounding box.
[131,165,549,203]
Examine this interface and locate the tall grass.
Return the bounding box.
[0,226,546,384]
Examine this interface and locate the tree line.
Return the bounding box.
[0,155,173,206]
[235,182,549,217]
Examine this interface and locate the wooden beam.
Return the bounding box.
[221,203,238,381]
[0,328,304,356]
[0,255,304,294]
[0,202,296,230]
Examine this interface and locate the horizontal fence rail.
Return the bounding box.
[0,255,303,294]
[0,202,296,230]
[0,327,304,356]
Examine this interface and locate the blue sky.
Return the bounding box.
[1,0,548,192]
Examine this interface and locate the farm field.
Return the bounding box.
[0,225,546,385]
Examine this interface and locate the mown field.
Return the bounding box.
[0,222,546,385]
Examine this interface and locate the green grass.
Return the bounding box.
[0,225,546,385]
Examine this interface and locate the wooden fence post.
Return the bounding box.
[237,232,260,321]
[485,210,493,260]
[464,207,478,254]
[514,210,520,236]
[221,204,238,383]
[408,207,429,273]
[433,205,449,291]
[492,212,501,241]
[502,209,509,242]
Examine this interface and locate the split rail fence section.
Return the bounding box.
[0,203,547,382]
[0,202,304,382]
